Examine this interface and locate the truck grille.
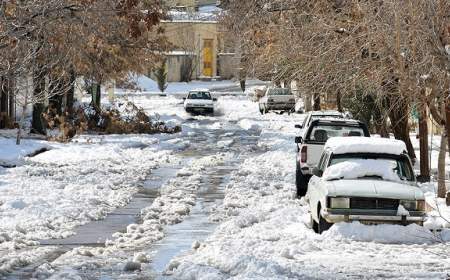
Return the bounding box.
[350,197,399,210]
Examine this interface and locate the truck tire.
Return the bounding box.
[318,206,333,234]
[296,162,308,197]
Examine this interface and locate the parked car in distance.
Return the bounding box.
[306,137,426,234]
[259,87,296,114]
[184,89,217,115]
[295,118,370,197]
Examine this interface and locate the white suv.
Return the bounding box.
[259,87,296,114]
[295,118,370,197]
[183,89,216,114]
[306,137,426,233]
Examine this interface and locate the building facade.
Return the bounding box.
[160,0,236,82]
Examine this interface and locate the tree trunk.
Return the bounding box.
[418,104,430,182]
[240,80,246,92]
[373,106,389,138]
[90,83,101,109]
[31,70,47,135]
[437,129,447,198]
[388,97,416,161]
[446,95,450,157]
[8,77,15,122]
[65,71,75,115]
[304,92,312,112]
[16,103,27,145]
[0,76,7,129]
[336,91,342,112]
[313,92,321,111]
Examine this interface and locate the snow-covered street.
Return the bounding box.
[1,93,449,279]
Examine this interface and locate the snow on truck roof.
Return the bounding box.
[312,117,359,124]
[325,137,407,155]
[310,110,343,116]
[189,88,210,92]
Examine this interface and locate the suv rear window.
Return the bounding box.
[308,125,364,142]
[268,88,291,95]
[188,92,211,100]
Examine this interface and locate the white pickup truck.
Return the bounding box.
[295,118,370,197]
[258,87,296,114]
[306,137,426,233]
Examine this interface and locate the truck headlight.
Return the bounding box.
[400,200,421,211]
[417,200,425,211]
[329,197,350,209]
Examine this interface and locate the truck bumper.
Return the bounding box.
[322,209,426,225]
[266,103,295,111]
[185,107,214,114]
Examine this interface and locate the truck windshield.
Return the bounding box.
[268,88,291,95]
[188,92,212,100]
[308,125,364,142]
[329,156,414,181]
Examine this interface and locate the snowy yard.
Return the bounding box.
[0,91,449,279]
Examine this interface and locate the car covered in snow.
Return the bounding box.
[295,118,370,197]
[258,87,296,114]
[306,137,426,234]
[183,89,217,114]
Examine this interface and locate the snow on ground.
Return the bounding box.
[0,134,179,275]
[2,87,450,278]
[0,137,49,167]
[118,76,264,94]
[411,133,449,173]
[38,153,234,279]
[166,106,450,279]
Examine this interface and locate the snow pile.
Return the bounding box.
[119,74,238,94]
[168,110,450,279]
[0,136,176,275]
[238,119,262,131]
[325,137,407,155]
[0,137,49,167]
[323,159,402,182]
[324,222,448,244]
[36,153,233,279]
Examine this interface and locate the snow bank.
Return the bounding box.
[120,74,238,94]
[324,222,449,244]
[168,109,450,279]
[323,159,402,182]
[0,137,49,166]
[0,135,177,275]
[325,137,407,155]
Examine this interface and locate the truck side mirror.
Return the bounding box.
[182,97,186,100]
[295,124,302,129]
[312,167,323,177]
[295,136,303,144]
[213,97,218,101]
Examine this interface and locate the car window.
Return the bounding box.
[308,125,364,142]
[188,92,211,100]
[268,88,291,95]
[329,156,414,181]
